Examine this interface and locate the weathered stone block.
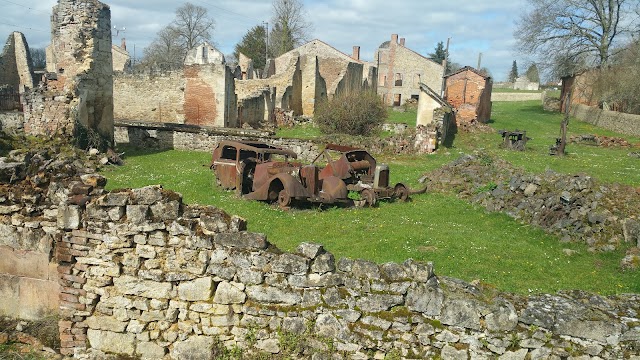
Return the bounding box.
[170,335,214,360]
[85,315,127,332]
[57,204,80,230]
[311,252,335,274]
[97,192,129,206]
[80,174,107,188]
[214,232,268,249]
[151,201,180,221]
[246,285,301,305]
[178,277,214,301]
[355,294,403,313]
[213,281,246,304]
[405,284,444,316]
[131,185,164,205]
[126,205,149,225]
[271,253,309,275]
[87,329,135,355]
[297,242,325,259]
[137,341,167,360]
[113,276,173,299]
[440,299,482,330]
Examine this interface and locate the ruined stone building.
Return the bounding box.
[234,39,377,127]
[375,34,444,107]
[237,52,256,80]
[114,42,238,127]
[25,0,114,149]
[0,32,35,92]
[444,66,493,127]
[513,75,539,91]
[112,38,131,72]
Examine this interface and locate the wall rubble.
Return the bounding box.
[0,166,639,358]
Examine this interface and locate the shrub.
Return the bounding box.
[314,91,387,136]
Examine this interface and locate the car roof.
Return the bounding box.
[217,140,298,158]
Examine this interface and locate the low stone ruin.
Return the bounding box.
[424,154,640,263]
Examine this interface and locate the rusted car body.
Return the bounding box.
[210,141,420,208]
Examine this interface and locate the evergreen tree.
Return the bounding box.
[234,25,268,71]
[428,41,446,64]
[525,63,540,82]
[509,60,519,82]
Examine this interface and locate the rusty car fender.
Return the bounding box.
[245,173,310,201]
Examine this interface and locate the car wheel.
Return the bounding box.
[278,190,291,208]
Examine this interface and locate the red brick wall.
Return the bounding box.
[184,66,218,126]
[445,70,491,124]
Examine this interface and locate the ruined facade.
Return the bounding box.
[513,75,539,91]
[444,66,493,126]
[0,32,35,92]
[26,0,114,149]
[375,34,444,107]
[114,42,237,127]
[237,52,255,80]
[112,38,131,73]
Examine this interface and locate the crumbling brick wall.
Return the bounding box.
[445,67,492,125]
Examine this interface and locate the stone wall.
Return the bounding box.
[0,32,34,91]
[376,34,444,107]
[1,175,639,358]
[491,92,543,102]
[571,103,640,137]
[114,71,186,123]
[0,111,24,135]
[25,0,114,150]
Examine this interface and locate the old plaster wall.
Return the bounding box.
[114,71,186,123]
[24,0,114,149]
[183,64,237,127]
[376,34,444,107]
[0,32,34,91]
[0,179,639,359]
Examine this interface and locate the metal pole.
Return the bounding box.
[477,52,482,69]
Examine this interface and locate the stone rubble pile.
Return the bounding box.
[425,154,640,266]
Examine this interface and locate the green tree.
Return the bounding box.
[234,25,268,71]
[29,48,46,70]
[508,60,519,82]
[269,0,313,57]
[525,64,540,82]
[428,41,446,64]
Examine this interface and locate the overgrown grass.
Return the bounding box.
[105,108,640,294]
[386,107,417,126]
[454,101,640,185]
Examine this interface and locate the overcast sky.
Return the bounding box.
[0,0,530,81]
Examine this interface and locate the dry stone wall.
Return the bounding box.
[491,92,543,102]
[571,104,640,137]
[0,175,639,359]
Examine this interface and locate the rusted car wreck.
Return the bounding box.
[210,140,423,208]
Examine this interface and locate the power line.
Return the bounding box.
[0,21,48,32]
[191,0,264,25]
[0,0,51,15]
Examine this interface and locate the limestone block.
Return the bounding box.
[87,329,135,355]
[311,252,336,274]
[441,344,469,360]
[97,192,129,206]
[498,349,528,360]
[170,336,215,360]
[86,202,109,221]
[178,277,214,301]
[314,314,343,338]
[137,341,167,360]
[199,214,229,235]
[405,284,444,316]
[136,244,156,259]
[85,315,127,332]
[57,204,80,230]
[80,174,107,187]
[214,232,268,249]
[350,259,381,279]
[246,285,301,305]
[113,275,173,299]
[256,339,280,354]
[440,299,482,330]
[485,299,518,332]
[296,242,325,259]
[271,253,309,275]
[126,205,149,225]
[150,201,181,221]
[131,185,164,205]
[355,294,403,313]
[213,281,246,304]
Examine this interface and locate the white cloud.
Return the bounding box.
[1,0,528,81]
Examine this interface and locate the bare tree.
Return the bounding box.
[141,2,215,68]
[269,0,313,57]
[171,2,215,50]
[141,27,186,69]
[29,48,46,70]
[515,0,638,76]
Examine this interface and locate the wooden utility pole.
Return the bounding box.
[477,52,482,69]
[440,37,450,97]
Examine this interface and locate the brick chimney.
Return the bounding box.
[400,38,405,47]
[391,34,398,45]
[121,38,126,51]
[352,46,360,61]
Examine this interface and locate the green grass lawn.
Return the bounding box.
[102,101,640,296]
